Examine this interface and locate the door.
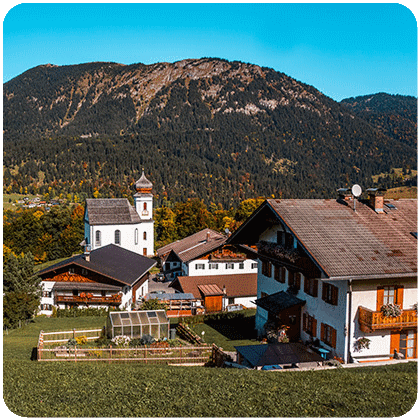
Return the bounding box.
[391,330,417,359]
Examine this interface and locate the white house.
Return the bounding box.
[38,244,156,315]
[227,190,417,363]
[157,228,258,280]
[84,171,154,257]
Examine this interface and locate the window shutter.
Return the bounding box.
[313,279,318,297]
[395,286,404,307]
[376,287,384,311]
[312,318,317,337]
[331,327,337,348]
[322,283,327,301]
[303,313,307,331]
[321,323,325,342]
[332,285,338,306]
[296,273,301,289]
[304,276,309,294]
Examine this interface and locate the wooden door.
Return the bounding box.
[204,295,223,313]
[391,330,417,359]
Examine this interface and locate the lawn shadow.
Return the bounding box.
[206,315,257,341]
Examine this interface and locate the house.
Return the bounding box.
[156,228,258,280]
[84,171,154,256]
[38,244,156,315]
[170,272,257,313]
[227,190,417,363]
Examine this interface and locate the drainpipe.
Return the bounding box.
[345,279,353,364]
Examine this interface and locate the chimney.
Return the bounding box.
[206,231,211,242]
[367,188,386,213]
[84,245,91,262]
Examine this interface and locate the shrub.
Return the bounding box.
[111,335,131,347]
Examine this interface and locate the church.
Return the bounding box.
[84,171,154,256]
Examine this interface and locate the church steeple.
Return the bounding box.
[135,170,153,194]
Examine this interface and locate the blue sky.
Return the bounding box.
[2,3,418,101]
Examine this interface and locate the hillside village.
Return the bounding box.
[32,170,418,368]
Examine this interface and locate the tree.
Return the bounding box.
[3,252,41,328]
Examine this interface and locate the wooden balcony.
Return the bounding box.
[55,294,121,305]
[358,306,418,333]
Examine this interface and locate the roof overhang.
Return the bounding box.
[254,291,305,314]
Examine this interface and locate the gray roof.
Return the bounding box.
[85,198,141,225]
[38,244,156,286]
[254,291,305,313]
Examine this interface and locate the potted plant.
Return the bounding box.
[380,303,402,317]
[354,336,371,352]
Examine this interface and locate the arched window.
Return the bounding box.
[143,231,147,240]
[115,230,121,245]
[95,230,101,246]
[134,228,139,245]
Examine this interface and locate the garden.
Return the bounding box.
[3,314,418,417]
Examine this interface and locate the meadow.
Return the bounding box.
[3,316,418,417]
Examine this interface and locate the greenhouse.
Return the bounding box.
[106,310,169,340]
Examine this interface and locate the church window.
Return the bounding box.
[115,230,121,245]
[95,230,101,246]
[143,231,147,240]
[134,229,139,245]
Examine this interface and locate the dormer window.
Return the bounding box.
[277,230,295,248]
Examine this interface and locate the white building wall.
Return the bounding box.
[187,258,257,277]
[89,221,154,256]
[39,281,55,315]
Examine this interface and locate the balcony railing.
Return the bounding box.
[55,294,122,305]
[358,306,417,333]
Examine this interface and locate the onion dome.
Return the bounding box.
[135,170,153,193]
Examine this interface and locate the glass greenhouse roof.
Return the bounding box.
[108,310,168,327]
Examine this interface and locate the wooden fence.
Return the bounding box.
[36,328,214,365]
[176,323,204,345]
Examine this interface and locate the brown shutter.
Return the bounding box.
[395,286,404,307]
[390,331,400,354]
[312,317,317,337]
[281,267,286,283]
[332,285,338,306]
[303,312,307,331]
[321,323,325,342]
[331,327,337,348]
[313,279,318,297]
[296,273,301,290]
[322,282,327,301]
[304,276,309,294]
[376,287,384,311]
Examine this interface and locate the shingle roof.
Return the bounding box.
[157,228,227,262]
[38,244,156,286]
[85,198,141,225]
[266,198,417,279]
[171,273,257,299]
[197,284,224,296]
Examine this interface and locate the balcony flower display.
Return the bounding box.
[257,240,300,263]
[380,303,402,318]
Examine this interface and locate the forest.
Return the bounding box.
[3,197,265,266]
[3,59,417,208]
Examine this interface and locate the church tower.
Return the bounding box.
[134,170,154,255]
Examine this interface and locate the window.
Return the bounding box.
[239,262,244,269]
[274,265,286,283]
[376,285,403,311]
[143,202,147,211]
[134,229,139,245]
[288,271,301,289]
[251,263,258,269]
[41,304,52,311]
[304,277,318,297]
[95,230,101,246]
[262,260,272,277]
[143,248,147,256]
[399,330,417,359]
[225,263,234,269]
[322,282,338,305]
[321,323,337,348]
[277,230,295,248]
[228,297,235,305]
[143,231,147,240]
[195,263,205,270]
[115,230,121,245]
[209,263,219,270]
[69,267,75,274]
[42,291,52,298]
[303,313,317,336]
[82,269,88,276]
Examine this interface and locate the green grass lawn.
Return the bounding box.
[3,316,418,417]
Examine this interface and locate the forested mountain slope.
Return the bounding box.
[3,58,417,206]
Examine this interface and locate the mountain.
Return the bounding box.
[341,93,417,149]
[3,58,417,206]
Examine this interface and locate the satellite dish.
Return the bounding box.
[351,184,362,197]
